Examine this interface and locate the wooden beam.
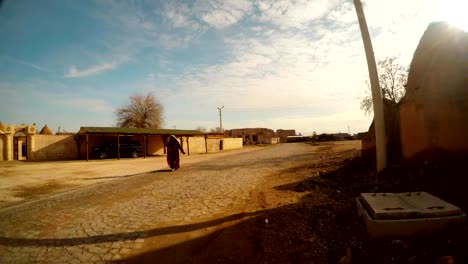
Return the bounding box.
[144,135,147,158]
[205,135,208,154]
[187,136,190,155]
[117,134,120,160]
[75,135,81,160]
[86,134,89,162]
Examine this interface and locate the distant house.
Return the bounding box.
[277,129,296,143]
[332,133,353,140]
[224,128,278,145]
[285,135,310,143]
[220,127,302,145]
[355,132,366,140]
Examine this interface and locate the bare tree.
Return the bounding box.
[116,92,164,128]
[360,57,408,115]
[195,126,207,132]
[209,127,224,133]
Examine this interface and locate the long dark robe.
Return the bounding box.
[166,137,184,169]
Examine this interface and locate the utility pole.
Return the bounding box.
[217,106,224,133]
[353,0,387,172]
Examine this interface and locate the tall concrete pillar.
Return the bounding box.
[27,125,36,161]
[28,134,35,160]
[3,125,14,161]
[5,133,13,161]
[17,139,22,160]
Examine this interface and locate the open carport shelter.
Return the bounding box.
[76,127,224,161]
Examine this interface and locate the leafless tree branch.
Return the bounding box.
[360,57,408,115]
[115,92,164,128]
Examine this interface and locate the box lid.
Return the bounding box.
[359,192,463,220]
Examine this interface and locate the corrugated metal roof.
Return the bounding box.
[77,127,206,136]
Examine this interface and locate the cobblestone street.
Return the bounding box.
[0,143,322,263]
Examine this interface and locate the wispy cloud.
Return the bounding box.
[326,1,356,25]
[0,80,114,113]
[164,20,365,109]
[1,56,51,73]
[0,80,115,132]
[255,0,339,28]
[35,91,114,113]
[77,0,424,133]
[1,0,442,133]
[197,0,253,28]
[164,0,254,30]
[137,0,381,133]
[164,3,201,30]
[165,4,191,28]
[64,61,120,78]
[62,1,160,77]
[53,97,114,112]
[0,82,16,93]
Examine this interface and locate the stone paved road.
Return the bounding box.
[0,143,319,263]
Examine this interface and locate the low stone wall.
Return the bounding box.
[31,135,78,161]
[16,133,241,161]
[222,138,243,150]
[188,136,206,154]
[271,137,280,144]
[0,134,4,161]
[207,138,221,153]
[146,135,165,155]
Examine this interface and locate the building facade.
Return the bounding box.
[0,126,242,161]
[0,124,36,161]
[224,128,278,145]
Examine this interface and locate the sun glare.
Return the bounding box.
[434,0,468,32]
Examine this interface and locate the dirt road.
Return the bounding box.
[0,146,262,206]
[0,141,360,263]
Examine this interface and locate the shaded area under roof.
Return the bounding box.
[77,127,208,136]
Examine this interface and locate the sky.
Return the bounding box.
[0,0,466,135]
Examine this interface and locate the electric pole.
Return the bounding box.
[217,106,224,133]
[353,0,387,172]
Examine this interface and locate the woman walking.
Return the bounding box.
[166,135,185,171]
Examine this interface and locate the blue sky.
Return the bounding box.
[1,0,466,135]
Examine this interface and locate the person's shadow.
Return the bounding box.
[150,169,173,173]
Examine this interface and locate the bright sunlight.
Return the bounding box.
[432,0,468,31]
